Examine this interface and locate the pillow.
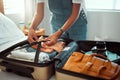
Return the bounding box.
[0,12,25,45]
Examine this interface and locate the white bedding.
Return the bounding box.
[0,12,26,52]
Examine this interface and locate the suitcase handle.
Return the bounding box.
[32,40,49,63]
[34,41,41,63]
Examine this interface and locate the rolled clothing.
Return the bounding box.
[26,47,57,60]
[11,48,57,63]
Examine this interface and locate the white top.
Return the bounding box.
[36,0,86,12]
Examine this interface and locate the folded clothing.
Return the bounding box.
[41,41,65,53]
[30,36,65,53]
[11,47,57,63]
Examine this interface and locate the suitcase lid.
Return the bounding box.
[0,36,27,53]
[76,40,120,55]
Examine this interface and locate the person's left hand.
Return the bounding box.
[45,32,59,46]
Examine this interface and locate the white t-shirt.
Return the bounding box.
[36,0,86,11]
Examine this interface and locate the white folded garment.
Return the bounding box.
[11,48,50,63]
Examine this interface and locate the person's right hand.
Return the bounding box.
[27,28,38,44]
[27,28,39,50]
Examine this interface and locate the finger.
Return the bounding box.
[44,37,51,41]
[33,34,38,41]
[46,40,56,46]
[27,36,36,44]
[40,48,54,53]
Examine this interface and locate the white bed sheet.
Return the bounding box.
[0,12,27,52]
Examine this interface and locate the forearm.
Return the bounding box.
[29,13,44,30]
[61,3,81,31]
[55,3,81,37]
[29,3,44,30]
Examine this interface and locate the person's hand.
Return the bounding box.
[27,28,39,50]
[27,28,38,43]
[45,32,59,46]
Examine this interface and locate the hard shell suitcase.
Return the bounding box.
[55,40,120,80]
[0,39,56,80]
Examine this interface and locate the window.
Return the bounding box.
[3,0,25,14]
[85,0,120,10]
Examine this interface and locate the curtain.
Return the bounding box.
[24,0,36,27]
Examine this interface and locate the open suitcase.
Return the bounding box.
[0,36,73,80]
[55,40,120,80]
[0,38,56,80]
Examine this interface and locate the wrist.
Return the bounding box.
[55,28,65,38]
[29,25,37,30]
[59,28,64,34]
[29,27,34,30]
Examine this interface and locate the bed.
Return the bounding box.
[0,13,27,52]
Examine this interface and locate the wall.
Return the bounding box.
[6,13,25,26]
[87,10,120,42]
